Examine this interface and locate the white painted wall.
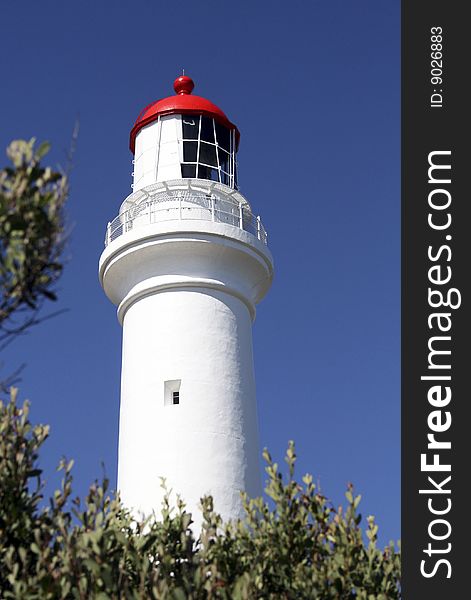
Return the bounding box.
[99,215,273,529]
[133,115,183,192]
[119,288,260,526]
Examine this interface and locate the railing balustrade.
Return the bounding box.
[105,187,268,247]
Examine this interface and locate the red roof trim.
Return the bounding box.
[130,107,240,154]
[129,77,240,154]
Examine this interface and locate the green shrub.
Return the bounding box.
[0,139,67,344]
[0,389,400,599]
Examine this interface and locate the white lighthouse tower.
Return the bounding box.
[99,75,273,526]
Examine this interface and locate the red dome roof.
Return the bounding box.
[129,75,240,154]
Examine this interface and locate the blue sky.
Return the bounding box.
[1,1,399,545]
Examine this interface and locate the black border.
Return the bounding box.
[402,2,469,596]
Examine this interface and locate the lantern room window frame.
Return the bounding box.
[180,115,238,189]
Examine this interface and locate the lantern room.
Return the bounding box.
[130,75,240,192]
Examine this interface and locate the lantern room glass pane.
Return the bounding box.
[182,116,199,139]
[199,142,218,167]
[183,141,198,162]
[198,165,219,181]
[200,116,215,143]
[218,147,230,173]
[181,164,196,178]
[215,122,231,152]
[179,115,237,189]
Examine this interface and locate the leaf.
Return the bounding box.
[35,141,51,160]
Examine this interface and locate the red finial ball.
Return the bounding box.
[174,75,195,95]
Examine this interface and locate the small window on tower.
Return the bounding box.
[164,379,181,406]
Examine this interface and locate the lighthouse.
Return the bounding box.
[99,75,273,526]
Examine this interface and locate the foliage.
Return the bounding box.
[0,390,400,599]
[0,139,67,348]
[0,137,399,597]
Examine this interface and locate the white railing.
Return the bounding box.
[104,183,268,247]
